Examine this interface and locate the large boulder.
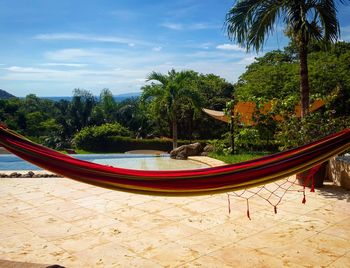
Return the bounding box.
[170,142,204,160]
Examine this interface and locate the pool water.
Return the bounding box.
[0,154,209,171]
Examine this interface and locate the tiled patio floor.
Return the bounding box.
[1,170,350,267]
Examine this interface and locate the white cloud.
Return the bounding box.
[4,66,60,73]
[1,44,260,96]
[237,56,256,65]
[152,46,163,52]
[161,22,219,31]
[42,63,87,67]
[161,23,183,30]
[199,43,212,49]
[34,33,153,46]
[45,49,100,61]
[190,23,220,30]
[216,44,245,52]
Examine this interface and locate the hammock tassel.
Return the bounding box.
[227,194,231,214]
[246,200,251,220]
[310,178,315,192]
[302,187,306,204]
[274,206,277,214]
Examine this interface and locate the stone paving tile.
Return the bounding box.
[328,256,350,268]
[321,216,350,240]
[304,203,350,223]
[106,205,148,220]
[71,214,121,232]
[71,242,137,267]
[96,223,142,242]
[51,230,111,254]
[1,240,71,266]
[140,241,201,267]
[149,221,202,242]
[300,233,350,258]
[125,213,174,231]
[132,199,174,214]
[36,200,82,215]
[0,198,33,213]
[4,206,49,222]
[1,173,350,267]
[275,242,343,267]
[0,222,30,240]
[181,199,225,214]
[236,220,320,256]
[53,206,99,222]
[17,215,85,241]
[181,254,233,268]
[208,244,304,268]
[119,229,170,255]
[177,230,232,255]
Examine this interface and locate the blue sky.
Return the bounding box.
[1,0,350,97]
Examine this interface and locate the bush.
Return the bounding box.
[275,112,350,151]
[75,136,177,153]
[73,123,132,149]
[73,128,207,152]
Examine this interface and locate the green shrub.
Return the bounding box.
[74,133,207,153]
[73,123,132,149]
[275,112,350,151]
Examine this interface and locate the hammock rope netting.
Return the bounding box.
[1,125,350,217]
[227,175,312,219]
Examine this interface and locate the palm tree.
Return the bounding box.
[142,69,202,149]
[225,0,345,117]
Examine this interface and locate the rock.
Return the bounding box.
[27,171,35,177]
[200,152,209,156]
[170,142,204,160]
[203,144,214,153]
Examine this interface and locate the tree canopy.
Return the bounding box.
[225,0,346,117]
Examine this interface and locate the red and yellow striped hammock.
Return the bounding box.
[1,125,349,196]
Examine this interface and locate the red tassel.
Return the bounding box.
[302,196,306,204]
[302,186,306,204]
[310,178,315,192]
[227,194,231,214]
[246,200,251,220]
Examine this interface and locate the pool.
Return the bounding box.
[0,154,209,171]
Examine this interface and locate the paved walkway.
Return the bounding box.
[1,165,350,267]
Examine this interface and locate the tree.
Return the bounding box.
[142,69,202,149]
[225,0,345,117]
[68,89,96,132]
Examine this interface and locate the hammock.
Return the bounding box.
[0,125,349,196]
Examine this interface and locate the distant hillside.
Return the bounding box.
[42,92,141,102]
[0,89,16,99]
[114,92,141,102]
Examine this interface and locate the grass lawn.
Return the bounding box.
[209,152,270,164]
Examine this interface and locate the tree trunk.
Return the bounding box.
[299,43,310,118]
[229,117,235,154]
[172,112,178,149]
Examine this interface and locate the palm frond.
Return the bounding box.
[146,71,168,85]
[225,0,285,51]
[313,0,340,42]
